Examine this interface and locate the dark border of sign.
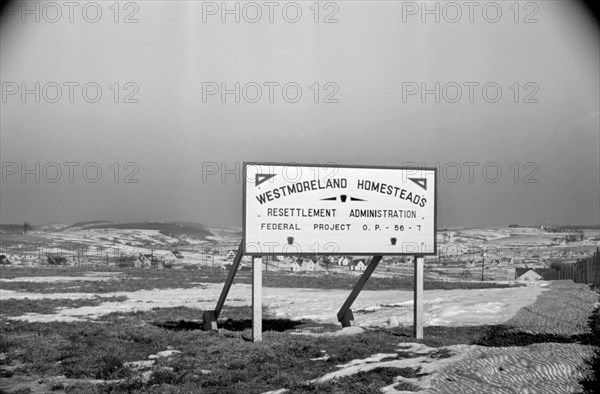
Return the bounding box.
[242,162,437,257]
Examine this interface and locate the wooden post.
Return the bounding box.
[413,255,424,339]
[481,257,485,281]
[337,256,382,327]
[596,249,599,288]
[252,256,262,342]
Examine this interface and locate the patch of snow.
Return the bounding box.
[334,326,365,336]
[123,360,155,370]
[2,284,548,326]
[337,352,399,367]
[149,350,181,359]
[0,273,123,283]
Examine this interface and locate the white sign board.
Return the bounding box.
[243,163,436,255]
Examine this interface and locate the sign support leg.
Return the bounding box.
[203,241,244,331]
[337,255,382,327]
[252,256,262,342]
[413,255,424,339]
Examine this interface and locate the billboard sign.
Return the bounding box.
[243,163,436,255]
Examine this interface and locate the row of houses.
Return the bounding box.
[224,251,368,268]
[289,257,367,272]
[135,250,185,268]
[222,253,369,272]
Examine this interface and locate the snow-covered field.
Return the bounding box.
[1,279,548,326]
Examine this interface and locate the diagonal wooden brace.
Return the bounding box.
[202,241,244,331]
[336,255,382,327]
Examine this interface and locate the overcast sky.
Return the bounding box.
[0,0,598,228]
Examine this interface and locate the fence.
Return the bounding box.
[556,248,600,287]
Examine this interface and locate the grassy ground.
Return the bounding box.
[0,266,522,294]
[1,269,596,393]
[1,309,598,393]
[1,306,428,393]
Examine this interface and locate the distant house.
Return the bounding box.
[515,268,558,281]
[290,259,319,272]
[302,259,318,271]
[138,253,162,268]
[0,255,10,265]
[171,250,184,259]
[159,252,177,267]
[515,268,542,281]
[226,250,237,260]
[349,260,366,271]
[337,256,351,266]
[290,261,301,272]
[500,257,513,264]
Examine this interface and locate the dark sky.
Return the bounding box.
[1,1,598,228]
